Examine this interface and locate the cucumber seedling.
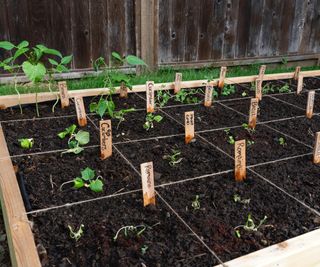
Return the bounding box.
[58,124,90,154]
[143,113,163,130]
[18,138,34,149]
[163,149,183,167]
[68,224,84,241]
[60,167,104,193]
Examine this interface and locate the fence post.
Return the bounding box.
[136,0,158,73]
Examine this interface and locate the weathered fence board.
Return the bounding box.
[0,0,319,70]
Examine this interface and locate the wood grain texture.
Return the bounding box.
[0,127,41,267]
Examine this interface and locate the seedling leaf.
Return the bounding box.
[73,177,84,189]
[75,130,90,145]
[126,55,147,66]
[81,167,95,181]
[18,138,34,149]
[89,179,104,192]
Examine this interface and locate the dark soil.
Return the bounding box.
[223,96,305,122]
[30,192,218,267]
[303,77,320,89]
[164,103,246,131]
[200,124,310,166]
[266,115,320,146]
[253,155,320,210]
[116,136,233,184]
[157,172,320,262]
[13,147,141,210]
[0,209,11,267]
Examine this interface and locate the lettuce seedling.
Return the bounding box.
[58,124,90,154]
[18,138,34,149]
[73,167,104,192]
[143,113,163,130]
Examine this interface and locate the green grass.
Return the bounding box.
[0,64,319,96]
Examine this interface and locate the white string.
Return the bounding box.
[155,190,227,266]
[266,94,305,111]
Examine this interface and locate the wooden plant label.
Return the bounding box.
[146,81,155,112]
[313,132,320,164]
[185,111,195,144]
[58,81,69,108]
[294,66,301,80]
[140,162,156,206]
[204,83,214,107]
[306,90,315,119]
[100,120,112,159]
[297,74,303,94]
[258,65,266,80]
[74,96,87,126]
[119,82,128,98]
[249,98,259,128]
[174,73,182,93]
[218,66,227,88]
[234,140,246,181]
[255,78,262,100]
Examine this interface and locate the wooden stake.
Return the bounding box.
[249,98,259,129]
[100,120,112,159]
[258,65,266,80]
[218,66,227,88]
[297,73,303,94]
[140,162,156,206]
[306,90,315,119]
[313,132,320,164]
[235,140,246,181]
[255,79,262,100]
[294,66,301,80]
[174,73,182,93]
[185,111,195,144]
[119,82,128,98]
[146,81,155,112]
[204,83,214,107]
[58,81,69,108]
[74,96,87,126]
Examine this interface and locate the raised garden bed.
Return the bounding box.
[1,70,320,267]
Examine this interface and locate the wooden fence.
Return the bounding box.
[0,0,319,71]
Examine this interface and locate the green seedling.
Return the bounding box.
[247,140,255,146]
[278,137,286,146]
[262,83,276,94]
[278,83,291,93]
[242,91,247,97]
[58,124,90,154]
[143,113,163,130]
[235,229,241,238]
[224,129,235,144]
[113,223,160,241]
[235,213,268,235]
[233,194,251,205]
[175,89,201,104]
[68,224,84,241]
[155,89,172,107]
[242,123,255,134]
[222,84,236,96]
[141,245,149,255]
[73,167,104,192]
[18,138,34,149]
[163,149,183,167]
[192,195,201,210]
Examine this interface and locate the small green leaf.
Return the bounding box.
[58,132,67,139]
[61,55,73,65]
[106,100,115,117]
[75,130,90,145]
[73,177,84,189]
[48,58,59,66]
[56,64,69,73]
[126,55,147,66]
[97,99,108,118]
[63,147,84,154]
[0,41,15,50]
[89,179,103,192]
[22,61,46,83]
[18,138,34,149]
[66,124,77,135]
[68,140,78,149]
[89,102,98,113]
[17,41,29,49]
[153,115,163,122]
[111,52,123,62]
[81,167,95,181]
[36,44,62,58]
[13,48,29,60]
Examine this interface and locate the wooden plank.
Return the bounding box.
[124,0,136,56]
[278,0,295,55]
[0,127,41,267]
[158,0,171,63]
[235,0,251,58]
[1,70,320,109]
[214,228,320,267]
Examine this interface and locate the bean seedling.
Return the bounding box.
[192,195,201,210]
[58,124,90,154]
[155,89,172,107]
[18,138,34,149]
[174,89,202,104]
[278,137,286,146]
[143,113,163,130]
[163,149,183,167]
[75,167,103,192]
[68,224,84,241]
